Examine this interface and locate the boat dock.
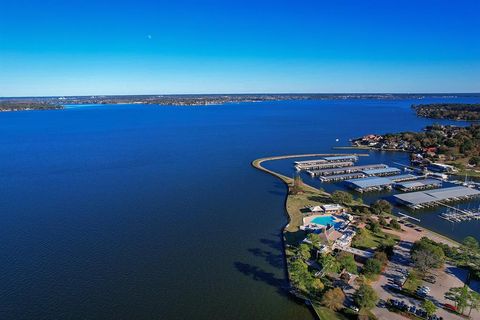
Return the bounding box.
[439,204,480,223]
[307,164,388,177]
[296,161,354,171]
[319,172,366,182]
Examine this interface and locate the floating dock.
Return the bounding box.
[319,172,366,182]
[362,167,402,177]
[295,161,354,171]
[344,176,394,193]
[394,186,480,209]
[395,179,442,192]
[307,164,388,177]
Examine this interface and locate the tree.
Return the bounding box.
[306,233,324,248]
[363,258,382,277]
[389,218,401,230]
[371,200,392,215]
[468,291,480,317]
[463,236,479,251]
[298,243,311,260]
[374,252,388,265]
[331,191,353,205]
[354,284,378,310]
[321,287,345,311]
[336,252,358,274]
[422,300,437,316]
[446,286,470,314]
[310,278,325,296]
[319,253,341,274]
[289,259,312,291]
[378,216,387,226]
[369,221,381,234]
[411,238,445,272]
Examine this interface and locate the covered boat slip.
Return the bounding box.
[394,186,480,209]
[395,178,442,192]
[344,176,393,193]
[307,164,388,177]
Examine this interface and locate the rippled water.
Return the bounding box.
[0,97,478,319]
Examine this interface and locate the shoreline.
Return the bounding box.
[252,153,462,318]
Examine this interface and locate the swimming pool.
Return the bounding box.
[311,215,342,229]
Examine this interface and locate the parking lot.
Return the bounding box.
[371,240,479,320]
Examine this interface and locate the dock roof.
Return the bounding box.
[396,179,442,189]
[362,167,401,176]
[345,176,393,188]
[322,155,358,161]
[394,186,480,206]
[387,174,418,182]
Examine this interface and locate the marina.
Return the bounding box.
[394,178,442,192]
[394,186,480,209]
[306,163,388,177]
[344,176,393,193]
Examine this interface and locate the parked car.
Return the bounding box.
[444,303,457,312]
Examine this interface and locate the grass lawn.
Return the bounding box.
[352,228,399,250]
[313,305,350,320]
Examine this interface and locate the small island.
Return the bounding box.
[413,103,480,121]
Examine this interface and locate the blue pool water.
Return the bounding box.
[311,215,342,229]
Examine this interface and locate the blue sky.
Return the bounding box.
[1,0,479,96]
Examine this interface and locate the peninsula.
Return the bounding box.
[413,103,480,121]
[253,154,480,320]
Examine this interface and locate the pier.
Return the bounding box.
[307,163,388,177]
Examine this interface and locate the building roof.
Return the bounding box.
[394,186,480,206]
[345,176,393,189]
[387,174,418,182]
[322,155,358,161]
[396,179,442,189]
[362,167,401,176]
[322,204,344,211]
[313,164,387,175]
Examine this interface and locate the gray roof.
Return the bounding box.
[362,167,402,175]
[345,176,393,188]
[388,174,418,182]
[322,155,358,161]
[396,179,442,189]
[394,186,480,206]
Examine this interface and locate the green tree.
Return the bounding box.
[289,259,311,291]
[378,216,387,226]
[321,287,345,311]
[412,238,445,272]
[319,253,341,274]
[370,221,381,234]
[336,252,358,274]
[331,191,353,205]
[446,286,470,314]
[389,218,401,230]
[468,291,480,317]
[371,200,392,215]
[363,259,382,277]
[310,278,325,296]
[422,300,437,316]
[463,236,479,251]
[354,284,378,310]
[298,243,311,260]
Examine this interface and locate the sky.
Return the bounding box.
[1,0,479,96]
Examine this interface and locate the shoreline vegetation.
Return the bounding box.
[413,103,480,121]
[1,93,479,111]
[350,123,480,177]
[252,153,463,320]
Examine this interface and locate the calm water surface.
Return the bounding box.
[0,98,479,319]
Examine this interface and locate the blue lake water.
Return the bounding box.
[0,97,479,319]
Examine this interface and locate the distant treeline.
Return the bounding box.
[413,103,480,121]
[0,101,63,111]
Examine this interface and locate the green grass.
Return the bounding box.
[313,305,350,320]
[352,228,400,250]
